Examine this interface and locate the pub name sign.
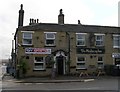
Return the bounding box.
[77,48,105,54]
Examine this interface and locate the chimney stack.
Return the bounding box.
[58,9,64,24]
[18,4,24,27]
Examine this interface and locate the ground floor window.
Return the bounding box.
[34,57,45,70]
[76,57,86,69]
[97,56,104,69]
[115,58,120,65]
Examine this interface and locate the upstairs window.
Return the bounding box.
[22,32,33,45]
[76,33,86,46]
[45,32,56,46]
[113,35,120,48]
[95,34,104,46]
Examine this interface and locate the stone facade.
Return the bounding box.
[14,5,120,77]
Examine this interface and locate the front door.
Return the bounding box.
[56,56,64,75]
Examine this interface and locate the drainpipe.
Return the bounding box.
[66,32,70,74]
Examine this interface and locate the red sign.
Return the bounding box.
[25,48,51,54]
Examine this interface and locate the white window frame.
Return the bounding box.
[22,32,33,45]
[95,34,104,46]
[76,56,86,69]
[76,33,86,46]
[44,32,56,46]
[113,35,120,48]
[97,56,104,69]
[34,57,45,70]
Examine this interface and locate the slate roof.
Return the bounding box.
[16,23,120,34]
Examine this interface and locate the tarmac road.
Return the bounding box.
[1,90,119,92]
[2,77,119,91]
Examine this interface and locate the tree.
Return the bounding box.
[17,57,29,78]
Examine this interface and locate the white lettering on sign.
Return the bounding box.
[25,48,51,54]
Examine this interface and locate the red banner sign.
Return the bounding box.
[25,48,51,54]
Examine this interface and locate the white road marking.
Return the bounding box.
[84,79,95,82]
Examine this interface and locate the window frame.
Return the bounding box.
[22,32,33,45]
[97,56,104,69]
[44,32,56,46]
[95,34,104,46]
[34,56,45,70]
[76,56,86,69]
[76,33,86,46]
[113,35,120,48]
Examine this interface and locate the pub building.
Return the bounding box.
[14,4,120,78]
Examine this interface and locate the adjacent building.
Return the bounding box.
[14,4,120,77]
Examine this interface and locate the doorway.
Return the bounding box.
[56,56,64,75]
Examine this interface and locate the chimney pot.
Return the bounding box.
[58,9,64,24]
[29,18,32,25]
[37,19,39,23]
[78,20,81,24]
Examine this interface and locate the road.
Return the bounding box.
[1,76,120,92]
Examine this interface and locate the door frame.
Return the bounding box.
[53,51,67,75]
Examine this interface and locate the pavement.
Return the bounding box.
[2,74,120,83]
[2,74,96,83]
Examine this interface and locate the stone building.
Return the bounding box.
[14,4,120,77]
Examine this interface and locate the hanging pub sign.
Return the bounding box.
[112,53,120,58]
[25,48,51,54]
[77,47,105,54]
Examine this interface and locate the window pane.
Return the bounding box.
[77,63,85,68]
[35,57,43,62]
[46,40,54,45]
[97,63,104,68]
[96,41,103,46]
[23,39,32,44]
[77,34,85,39]
[34,63,44,68]
[23,33,32,45]
[113,36,120,47]
[96,36,102,40]
[23,33,32,39]
[46,33,55,39]
[76,34,85,46]
[98,57,103,61]
[96,35,103,46]
[34,57,45,70]
[78,57,85,61]
[77,40,85,46]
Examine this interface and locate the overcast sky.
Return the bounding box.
[0,0,119,59]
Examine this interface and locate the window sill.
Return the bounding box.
[44,45,56,47]
[22,44,34,47]
[33,69,46,71]
[97,61,104,63]
[46,66,52,68]
[77,62,85,63]
[76,45,86,47]
[76,68,87,70]
[113,47,120,49]
[95,45,104,46]
[70,66,76,68]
